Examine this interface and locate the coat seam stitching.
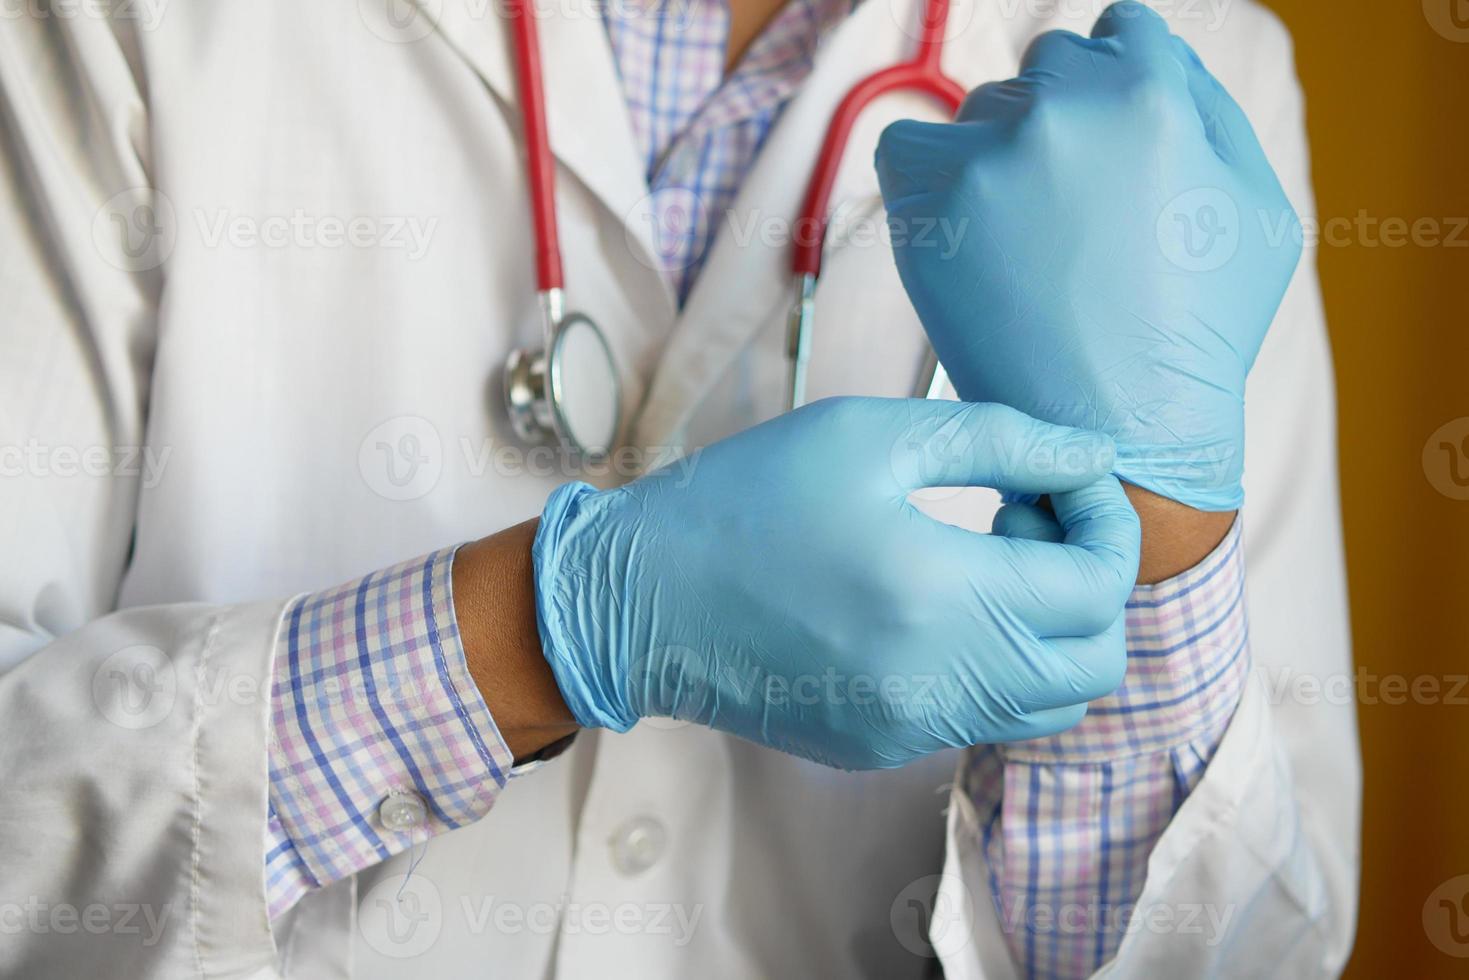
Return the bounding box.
[191,614,225,978]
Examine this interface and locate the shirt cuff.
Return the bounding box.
[963,518,1251,979]
[263,546,514,920]
[1000,517,1250,765]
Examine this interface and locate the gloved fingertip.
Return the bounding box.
[1054,429,1117,485]
[1091,0,1169,41]
[992,503,1065,544]
[1004,702,1088,742]
[1050,476,1143,584]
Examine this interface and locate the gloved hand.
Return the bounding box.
[532,396,1140,770]
[875,1,1303,511]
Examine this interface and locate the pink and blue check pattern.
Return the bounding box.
[964,520,1249,979]
[262,12,1251,979]
[607,0,852,301]
[264,547,512,919]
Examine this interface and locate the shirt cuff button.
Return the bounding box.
[378,790,429,833]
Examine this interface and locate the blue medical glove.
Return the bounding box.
[875,1,1303,511]
[532,397,1140,771]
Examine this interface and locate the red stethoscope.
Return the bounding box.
[502,0,963,458]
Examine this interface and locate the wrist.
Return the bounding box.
[1122,484,1237,585]
[453,520,578,761]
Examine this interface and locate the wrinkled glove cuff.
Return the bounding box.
[533,481,638,732]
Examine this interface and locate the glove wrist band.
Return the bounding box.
[532,481,639,732]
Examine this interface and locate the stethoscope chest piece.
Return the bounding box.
[504,293,622,459]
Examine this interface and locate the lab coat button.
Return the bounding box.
[378,790,429,832]
[609,816,667,876]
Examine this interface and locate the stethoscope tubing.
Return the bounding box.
[786,0,964,409]
[507,0,564,296]
[505,0,965,438]
[792,0,965,279]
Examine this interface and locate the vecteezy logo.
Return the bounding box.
[1156,187,1240,273]
[1423,0,1469,42]
[92,188,177,272]
[626,188,708,275]
[359,874,443,958]
[892,418,974,505]
[1441,437,1469,486]
[887,0,977,45]
[358,0,441,44]
[92,646,177,730]
[1422,417,1469,501]
[890,873,974,958]
[1423,874,1469,957]
[627,645,705,729]
[359,416,443,501]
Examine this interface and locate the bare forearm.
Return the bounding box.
[452,519,578,761]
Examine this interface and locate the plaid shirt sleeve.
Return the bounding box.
[263,546,515,919]
[964,519,1250,980]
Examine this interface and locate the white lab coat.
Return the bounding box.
[0,0,1357,977]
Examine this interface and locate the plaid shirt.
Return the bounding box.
[264,4,1250,977]
[966,521,1248,978]
[264,548,513,917]
[606,0,854,300]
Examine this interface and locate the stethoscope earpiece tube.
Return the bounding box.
[507,0,563,297]
[786,0,964,409]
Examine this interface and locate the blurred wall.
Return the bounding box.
[1258,1,1469,976]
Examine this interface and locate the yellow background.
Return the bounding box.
[1261,1,1469,975]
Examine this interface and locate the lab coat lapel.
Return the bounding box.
[420,0,669,284]
[631,0,1014,451]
